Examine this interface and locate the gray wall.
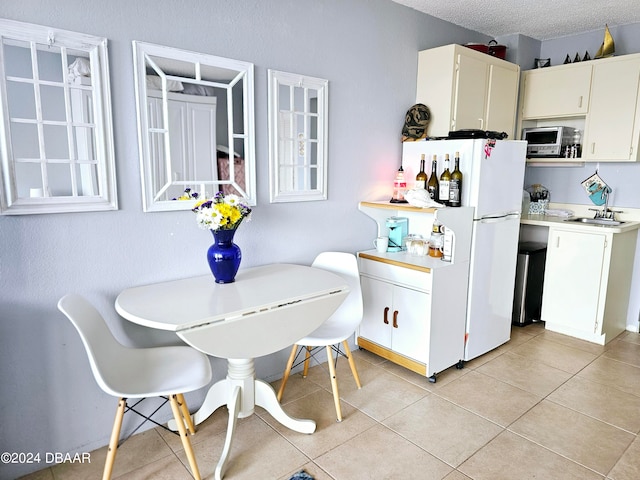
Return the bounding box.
[3,2,640,477]
[0,1,489,477]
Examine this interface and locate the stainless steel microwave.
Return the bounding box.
[522,126,577,157]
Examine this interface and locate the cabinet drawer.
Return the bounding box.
[359,258,431,293]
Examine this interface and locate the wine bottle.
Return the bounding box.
[449,151,463,207]
[415,154,427,189]
[439,153,451,205]
[427,155,439,201]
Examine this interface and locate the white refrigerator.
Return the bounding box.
[402,139,527,361]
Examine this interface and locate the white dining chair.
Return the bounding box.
[57,294,212,480]
[276,252,363,421]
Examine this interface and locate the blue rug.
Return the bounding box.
[289,471,314,480]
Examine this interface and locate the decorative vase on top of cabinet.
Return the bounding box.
[415,44,521,139]
[356,201,473,383]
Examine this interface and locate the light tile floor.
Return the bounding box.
[20,323,640,479]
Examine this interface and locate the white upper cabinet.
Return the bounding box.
[485,63,520,134]
[518,53,640,163]
[416,44,520,139]
[451,53,488,131]
[520,64,592,119]
[583,56,640,162]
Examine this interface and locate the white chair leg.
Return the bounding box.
[103,398,126,480]
[326,345,342,422]
[342,340,362,389]
[169,394,202,480]
[277,345,297,401]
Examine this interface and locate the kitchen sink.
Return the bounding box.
[564,217,625,226]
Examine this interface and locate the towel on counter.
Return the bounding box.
[544,209,574,217]
[405,188,445,208]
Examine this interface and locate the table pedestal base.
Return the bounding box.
[168,358,316,480]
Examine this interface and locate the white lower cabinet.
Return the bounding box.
[356,202,473,382]
[359,275,431,365]
[357,257,466,381]
[541,227,637,344]
[541,230,605,337]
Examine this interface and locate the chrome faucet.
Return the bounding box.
[601,188,611,218]
[590,187,620,220]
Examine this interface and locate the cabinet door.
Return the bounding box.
[359,276,393,348]
[521,64,592,119]
[541,229,606,335]
[583,57,640,162]
[165,99,218,196]
[167,100,188,179]
[391,285,431,364]
[187,101,218,179]
[452,53,488,131]
[485,63,519,137]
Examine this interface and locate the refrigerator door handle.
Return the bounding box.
[478,212,521,223]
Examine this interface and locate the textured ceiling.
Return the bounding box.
[391,0,640,41]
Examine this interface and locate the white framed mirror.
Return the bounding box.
[132,41,256,212]
[268,70,328,203]
[0,19,117,215]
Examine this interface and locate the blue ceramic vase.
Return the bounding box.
[207,228,241,283]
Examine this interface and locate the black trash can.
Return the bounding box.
[512,242,547,326]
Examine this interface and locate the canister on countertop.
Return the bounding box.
[527,184,550,214]
[429,221,444,258]
[406,234,428,256]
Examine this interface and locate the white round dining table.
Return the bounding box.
[115,263,349,480]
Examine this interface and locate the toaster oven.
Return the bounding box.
[522,126,577,157]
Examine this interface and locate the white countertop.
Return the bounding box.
[359,249,455,272]
[521,213,640,234]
